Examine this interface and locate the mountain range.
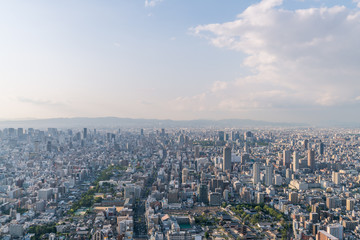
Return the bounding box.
[0,117,308,129]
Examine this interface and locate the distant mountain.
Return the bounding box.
[0,117,308,129]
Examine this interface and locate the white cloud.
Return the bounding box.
[145,0,163,7]
[354,0,360,8]
[183,0,360,115]
[211,81,228,92]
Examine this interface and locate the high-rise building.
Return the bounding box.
[293,151,299,172]
[241,153,250,164]
[194,145,200,158]
[332,172,340,185]
[310,212,319,223]
[223,145,232,172]
[265,164,273,186]
[289,192,298,204]
[244,131,253,141]
[182,168,188,184]
[319,142,325,155]
[317,230,339,240]
[327,224,343,240]
[230,131,236,141]
[346,198,355,211]
[326,196,337,209]
[304,139,309,150]
[286,168,292,180]
[283,150,291,168]
[218,131,224,142]
[46,141,52,152]
[209,192,221,206]
[83,128,87,139]
[308,149,315,171]
[253,163,260,185]
[198,184,208,204]
[17,128,23,138]
[256,192,265,204]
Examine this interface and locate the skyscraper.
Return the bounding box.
[218,131,225,142]
[332,172,340,185]
[253,162,260,184]
[83,128,87,139]
[319,142,325,155]
[265,164,273,186]
[293,151,299,172]
[304,139,309,150]
[223,145,232,172]
[308,149,315,171]
[283,150,291,168]
[194,145,200,158]
[198,184,208,204]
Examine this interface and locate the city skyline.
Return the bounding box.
[1,0,360,124]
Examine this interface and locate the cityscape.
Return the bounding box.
[0,125,359,240]
[1,0,360,239]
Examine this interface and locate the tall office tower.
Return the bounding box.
[34,140,40,153]
[218,131,225,142]
[293,151,299,172]
[265,164,273,186]
[303,139,309,150]
[140,128,144,136]
[46,141,52,152]
[178,134,185,145]
[346,198,355,211]
[161,128,165,137]
[223,145,232,172]
[194,145,200,158]
[308,149,315,171]
[253,163,260,184]
[332,172,340,185]
[244,142,250,153]
[182,168,188,184]
[319,142,325,155]
[198,184,208,204]
[17,128,23,139]
[83,128,87,139]
[283,150,291,168]
[231,131,236,141]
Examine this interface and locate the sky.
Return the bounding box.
[0,0,360,124]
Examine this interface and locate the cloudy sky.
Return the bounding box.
[1,0,359,124]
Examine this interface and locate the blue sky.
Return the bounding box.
[1,0,360,123]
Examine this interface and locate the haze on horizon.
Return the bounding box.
[1,0,360,124]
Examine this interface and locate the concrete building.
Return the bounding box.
[293,151,299,172]
[208,192,221,206]
[253,162,260,185]
[222,145,231,172]
[327,224,343,240]
[265,164,273,186]
[308,149,315,171]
